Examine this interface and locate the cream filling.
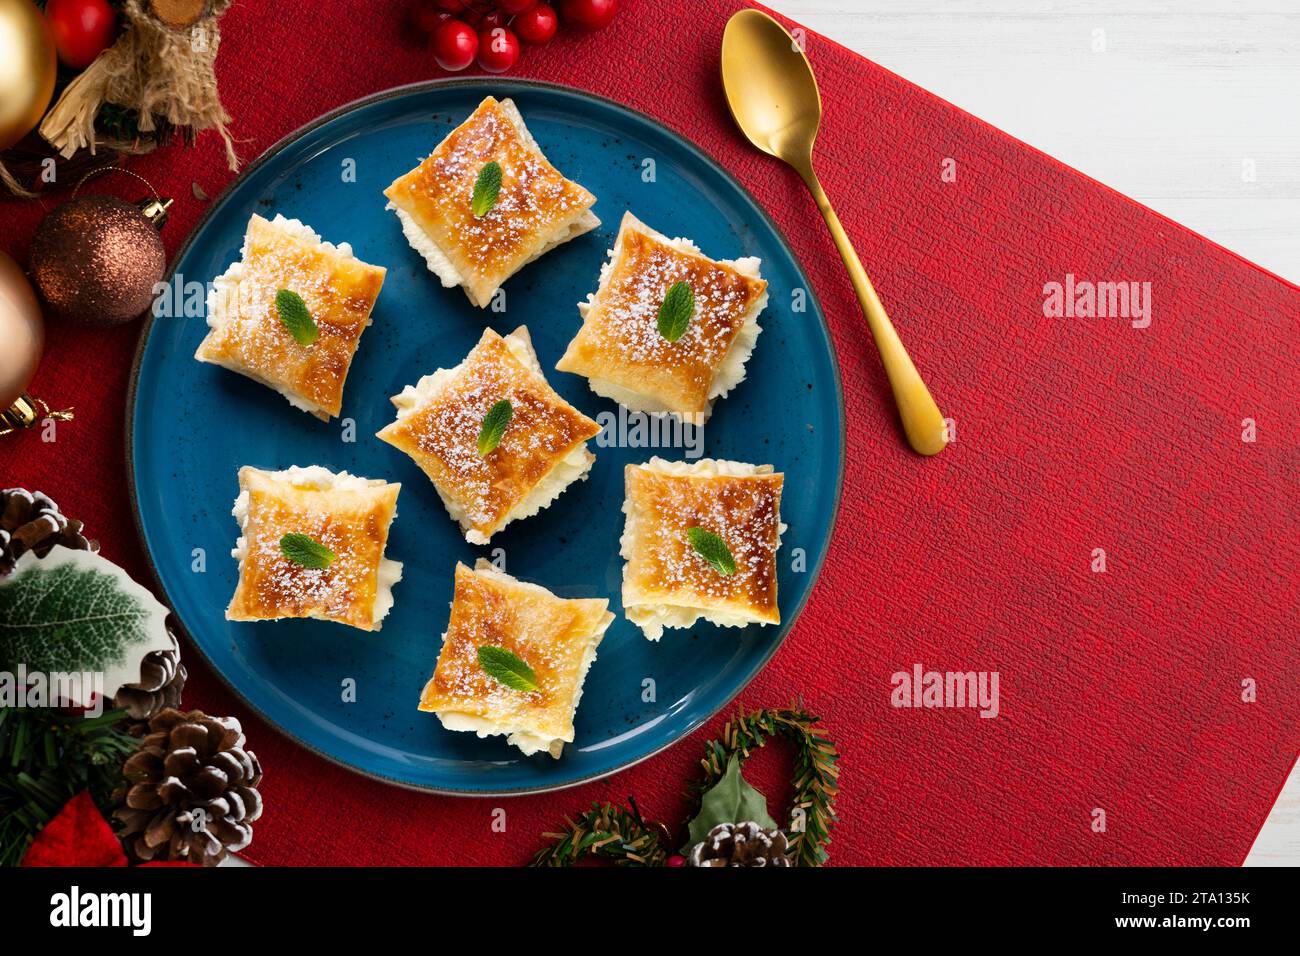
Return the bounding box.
[389,204,462,289]
[576,225,766,423]
[231,465,403,627]
[621,457,786,642]
[431,563,611,758]
[389,330,594,544]
[391,204,598,308]
[199,215,362,419]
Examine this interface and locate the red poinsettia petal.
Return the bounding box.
[22,791,128,868]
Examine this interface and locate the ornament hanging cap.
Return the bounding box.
[0,395,73,436]
[73,165,173,228]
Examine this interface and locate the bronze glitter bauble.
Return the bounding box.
[30,195,167,326]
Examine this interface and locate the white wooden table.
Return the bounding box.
[771,0,1299,866]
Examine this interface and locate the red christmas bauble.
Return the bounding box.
[560,0,616,31]
[477,25,520,73]
[44,0,116,70]
[514,3,558,45]
[432,18,478,71]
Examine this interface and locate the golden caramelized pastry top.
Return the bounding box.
[418,563,611,739]
[198,215,385,418]
[377,328,600,539]
[623,463,783,620]
[558,214,767,413]
[384,97,596,296]
[228,467,399,631]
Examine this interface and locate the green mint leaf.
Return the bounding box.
[681,754,778,853]
[477,399,513,456]
[687,527,736,576]
[279,533,335,570]
[471,161,503,217]
[477,645,538,693]
[275,289,319,346]
[0,548,175,709]
[656,281,694,342]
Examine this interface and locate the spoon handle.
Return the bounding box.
[802,172,947,456]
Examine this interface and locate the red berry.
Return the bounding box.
[432,19,478,71]
[560,0,616,31]
[435,0,468,10]
[514,3,557,44]
[475,9,506,29]
[476,25,520,73]
[44,0,117,70]
[666,854,686,867]
[498,0,537,13]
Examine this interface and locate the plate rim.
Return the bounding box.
[124,76,847,797]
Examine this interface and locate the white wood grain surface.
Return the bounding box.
[769,0,1298,866]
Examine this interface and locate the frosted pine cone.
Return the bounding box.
[687,822,792,867]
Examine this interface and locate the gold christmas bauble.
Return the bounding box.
[0,0,58,151]
[0,249,45,411]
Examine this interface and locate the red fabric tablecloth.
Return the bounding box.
[2,0,1296,865]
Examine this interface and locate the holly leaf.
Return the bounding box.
[275,289,318,346]
[687,527,736,576]
[682,754,777,853]
[0,548,174,707]
[656,281,694,342]
[477,399,513,456]
[471,161,503,217]
[477,645,538,693]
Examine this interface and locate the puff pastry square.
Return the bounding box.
[226,466,402,631]
[384,96,599,308]
[195,214,386,420]
[621,457,784,640]
[376,325,601,544]
[418,560,614,758]
[556,212,768,423]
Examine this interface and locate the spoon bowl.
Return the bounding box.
[720,11,822,170]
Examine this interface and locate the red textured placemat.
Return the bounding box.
[1,1,1296,866]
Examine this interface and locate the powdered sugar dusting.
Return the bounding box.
[625,464,783,612]
[386,98,595,288]
[230,470,397,630]
[563,224,767,411]
[198,215,384,416]
[422,565,601,727]
[384,331,599,535]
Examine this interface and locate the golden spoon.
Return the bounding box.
[721,9,947,456]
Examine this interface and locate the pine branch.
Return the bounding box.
[0,707,137,867]
[529,799,670,868]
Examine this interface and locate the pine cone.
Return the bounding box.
[0,487,97,576]
[687,822,792,867]
[114,629,188,722]
[113,709,263,866]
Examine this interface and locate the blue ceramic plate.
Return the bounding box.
[128,79,844,794]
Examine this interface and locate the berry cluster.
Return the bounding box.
[412,0,618,74]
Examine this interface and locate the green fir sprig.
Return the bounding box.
[529,797,670,867]
[0,707,138,867]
